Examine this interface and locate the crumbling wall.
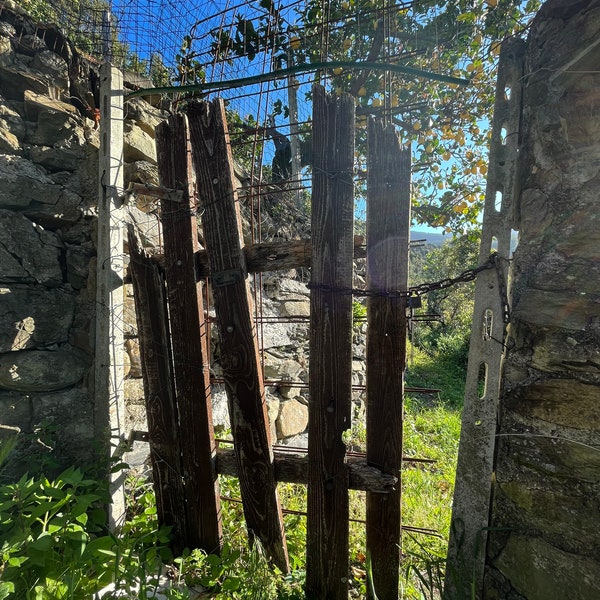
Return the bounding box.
[485,1,600,598]
[0,3,163,475]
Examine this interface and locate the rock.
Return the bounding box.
[125,338,142,378]
[493,534,600,600]
[0,99,26,139]
[212,386,230,431]
[513,288,599,331]
[0,389,32,427]
[124,205,162,252]
[125,160,159,185]
[65,242,93,289]
[29,145,82,172]
[0,285,75,352]
[0,36,11,67]
[29,107,83,147]
[123,285,138,337]
[0,345,89,391]
[280,299,310,317]
[30,50,68,93]
[278,432,308,449]
[0,127,19,153]
[276,398,308,439]
[263,356,303,381]
[0,64,49,100]
[0,210,63,285]
[124,378,146,405]
[23,90,78,122]
[124,97,166,136]
[0,154,61,208]
[124,122,157,163]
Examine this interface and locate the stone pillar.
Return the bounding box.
[484,2,600,599]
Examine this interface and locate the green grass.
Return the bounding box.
[0,339,465,599]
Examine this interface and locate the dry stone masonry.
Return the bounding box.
[484,2,600,598]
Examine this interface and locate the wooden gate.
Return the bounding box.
[128,85,411,598]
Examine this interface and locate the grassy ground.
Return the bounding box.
[0,341,464,599]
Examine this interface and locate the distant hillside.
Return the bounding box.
[411,230,447,246]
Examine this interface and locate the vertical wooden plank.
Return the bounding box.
[95,62,125,527]
[186,99,289,572]
[127,224,187,550]
[156,115,223,553]
[365,120,411,600]
[306,85,355,600]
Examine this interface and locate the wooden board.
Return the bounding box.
[306,85,355,600]
[127,224,187,551]
[365,120,411,599]
[156,114,222,553]
[186,99,289,572]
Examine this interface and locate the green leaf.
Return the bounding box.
[0,582,15,600]
[222,576,241,591]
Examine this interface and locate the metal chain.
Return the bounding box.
[307,253,500,301]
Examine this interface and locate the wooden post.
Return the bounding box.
[186,99,289,572]
[95,62,125,527]
[127,225,187,550]
[365,120,411,599]
[156,114,223,553]
[306,85,355,600]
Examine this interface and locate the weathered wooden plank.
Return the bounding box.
[365,120,411,599]
[127,223,187,551]
[215,448,397,492]
[186,99,289,572]
[156,115,222,553]
[146,236,366,279]
[193,236,366,278]
[306,85,355,600]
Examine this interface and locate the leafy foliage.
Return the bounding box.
[204,0,540,232]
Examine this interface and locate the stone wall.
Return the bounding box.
[0,3,165,475]
[0,4,352,475]
[484,1,600,598]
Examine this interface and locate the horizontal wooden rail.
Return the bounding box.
[216,448,397,492]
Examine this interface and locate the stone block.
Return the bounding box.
[124,122,156,164]
[0,65,49,100]
[0,210,63,285]
[0,345,89,392]
[493,534,600,600]
[0,285,75,352]
[276,398,308,439]
[0,154,61,209]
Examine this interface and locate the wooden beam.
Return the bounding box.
[192,236,366,279]
[127,224,187,551]
[215,448,397,492]
[365,120,411,599]
[306,85,355,600]
[186,99,289,573]
[156,114,222,553]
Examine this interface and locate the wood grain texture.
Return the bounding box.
[365,120,411,599]
[127,224,187,553]
[216,448,397,492]
[306,85,356,600]
[156,115,222,553]
[186,99,289,572]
